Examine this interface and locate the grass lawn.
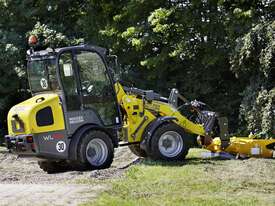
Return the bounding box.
[82,148,275,206]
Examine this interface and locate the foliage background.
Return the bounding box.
[0,0,274,142]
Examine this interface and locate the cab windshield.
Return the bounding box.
[28,58,59,93]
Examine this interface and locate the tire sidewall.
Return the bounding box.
[78,130,114,169]
[150,123,189,161]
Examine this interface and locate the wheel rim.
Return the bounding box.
[86,138,108,166]
[158,131,183,158]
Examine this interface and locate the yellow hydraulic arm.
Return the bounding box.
[115,82,205,142]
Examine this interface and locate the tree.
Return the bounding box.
[0,40,26,143]
[231,21,275,137]
[84,0,275,135]
[82,0,244,131]
[0,0,85,140]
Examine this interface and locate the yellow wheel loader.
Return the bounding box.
[5,38,275,173]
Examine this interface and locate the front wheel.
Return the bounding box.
[78,130,114,170]
[149,123,189,161]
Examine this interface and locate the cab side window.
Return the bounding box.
[59,52,81,111]
[76,51,118,125]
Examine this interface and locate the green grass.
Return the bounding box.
[80,148,275,206]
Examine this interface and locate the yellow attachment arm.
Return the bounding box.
[206,137,275,158]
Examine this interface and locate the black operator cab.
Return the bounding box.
[57,46,122,130]
[27,44,122,135]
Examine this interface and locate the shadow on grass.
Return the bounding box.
[27,156,235,174]
[37,158,225,174]
[140,156,232,167]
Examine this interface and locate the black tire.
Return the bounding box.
[77,130,114,170]
[128,144,147,157]
[38,160,71,174]
[149,123,189,161]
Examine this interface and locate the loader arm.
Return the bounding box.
[115,82,205,143]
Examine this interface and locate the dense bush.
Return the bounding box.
[231,21,275,137]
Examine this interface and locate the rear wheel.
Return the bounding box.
[149,123,189,161]
[78,130,114,170]
[128,144,147,157]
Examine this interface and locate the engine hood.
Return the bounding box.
[8,93,65,136]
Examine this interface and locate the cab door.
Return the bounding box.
[58,48,121,135]
[75,50,121,126]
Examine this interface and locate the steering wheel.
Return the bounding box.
[82,81,94,95]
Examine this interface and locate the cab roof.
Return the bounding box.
[27,44,108,60]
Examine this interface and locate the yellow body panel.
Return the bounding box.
[121,95,156,142]
[8,93,65,135]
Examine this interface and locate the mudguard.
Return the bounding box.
[140,116,177,154]
[68,124,118,161]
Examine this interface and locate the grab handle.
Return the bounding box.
[36,97,45,103]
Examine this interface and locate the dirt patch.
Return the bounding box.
[0,146,139,206]
[0,184,104,206]
[207,158,275,182]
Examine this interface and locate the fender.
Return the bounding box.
[140,116,177,153]
[68,124,119,161]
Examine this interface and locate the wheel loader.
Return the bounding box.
[5,36,275,173]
